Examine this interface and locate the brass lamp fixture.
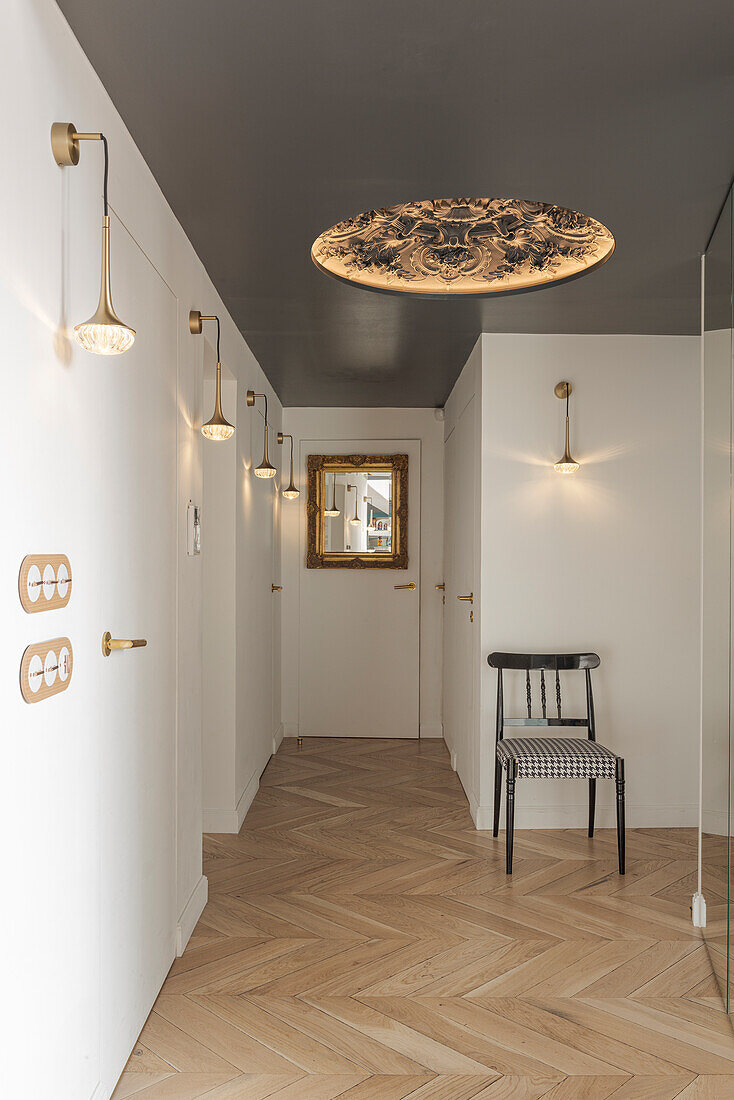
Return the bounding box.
[51,123,135,355]
[277,432,299,499]
[247,390,277,478]
[553,381,580,474]
[324,473,340,517]
[347,483,361,526]
[189,311,235,441]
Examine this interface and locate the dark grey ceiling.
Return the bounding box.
[58,0,734,406]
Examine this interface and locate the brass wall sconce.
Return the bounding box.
[277,432,299,499]
[346,483,361,526]
[246,390,276,478]
[553,381,580,474]
[189,311,235,441]
[324,472,340,517]
[51,123,135,355]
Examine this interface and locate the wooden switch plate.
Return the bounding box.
[20,638,73,703]
[19,555,72,613]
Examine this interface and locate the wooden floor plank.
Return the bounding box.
[113,738,732,1099]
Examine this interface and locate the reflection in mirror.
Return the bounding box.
[324,471,394,555]
[306,454,408,569]
[702,186,733,1011]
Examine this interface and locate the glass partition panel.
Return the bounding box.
[702,187,733,1010]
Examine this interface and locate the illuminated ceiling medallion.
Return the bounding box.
[312,198,614,297]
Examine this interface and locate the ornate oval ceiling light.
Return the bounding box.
[311,198,614,297]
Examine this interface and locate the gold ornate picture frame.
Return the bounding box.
[306,453,408,569]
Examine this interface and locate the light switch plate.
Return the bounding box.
[19,555,72,612]
[20,638,73,703]
[187,501,201,556]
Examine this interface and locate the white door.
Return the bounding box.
[95,220,178,1085]
[299,438,420,738]
[443,398,477,798]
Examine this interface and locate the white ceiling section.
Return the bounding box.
[56,0,734,405]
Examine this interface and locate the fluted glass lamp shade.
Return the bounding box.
[324,473,340,516]
[74,216,135,355]
[201,361,235,441]
[554,451,579,475]
[283,484,300,499]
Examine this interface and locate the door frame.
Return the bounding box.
[295,435,423,738]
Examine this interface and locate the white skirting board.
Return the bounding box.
[702,809,728,836]
[419,723,444,738]
[176,875,208,956]
[470,801,699,830]
[202,769,260,833]
[283,722,438,740]
[202,724,284,833]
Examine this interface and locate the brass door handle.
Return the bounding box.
[272,584,282,592]
[102,631,147,657]
[457,593,474,603]
[394,582,416,590]
[435,583,445,591]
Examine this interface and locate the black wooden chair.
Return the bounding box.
[487,652,625,875]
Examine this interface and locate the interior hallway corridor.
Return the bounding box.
[115,740,734,1099]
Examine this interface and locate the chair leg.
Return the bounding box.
[588,778,596,838]
[493,757,502,837]
[615,758,626,875]
[506,762,517,874]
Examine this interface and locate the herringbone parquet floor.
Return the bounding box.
[114,738,734,1099]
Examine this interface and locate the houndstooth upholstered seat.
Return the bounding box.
[496,736,618,779]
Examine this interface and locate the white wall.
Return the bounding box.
[281,408,444,739]
[235,398,283,825]
[701,327,731,838]
[468,333,700,828]
[201,370,283,834]
[202,372,238,828]
[2,2,281,1095]
[443,338,484,808]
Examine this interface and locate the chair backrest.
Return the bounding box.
[487,651,600,744]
